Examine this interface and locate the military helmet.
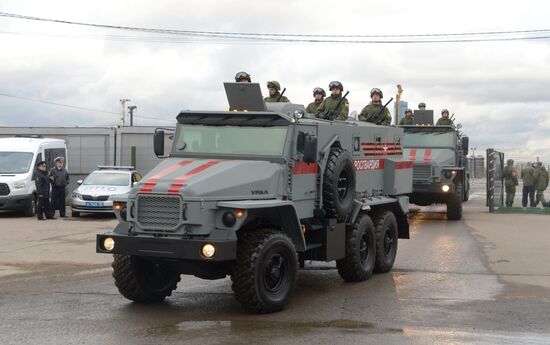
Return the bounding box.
[370,88,383,98]
[441,109,450,115]
[405,109,413,115]
[235,71,251,82]
[313,87,326,97]
[267,81,281,91]
[328,81,343,91]
[418,102,426,108]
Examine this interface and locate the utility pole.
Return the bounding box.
[128,105,137,126]
[119,99,130,126]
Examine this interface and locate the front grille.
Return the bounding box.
[82,195,109,201]
[0,183,9,196]
[137,194,183,231]
[413,164,431,181]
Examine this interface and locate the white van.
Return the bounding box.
[0,136,68,216]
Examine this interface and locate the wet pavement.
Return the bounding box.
[1,187,549,344]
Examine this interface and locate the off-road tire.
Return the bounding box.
[336,213,376,282]
[463,179,470,202]
[323,147,356,218]
[446,183,463,220]
[231,229,298,314]
[112,254,180,303]
[23,194,36,217]
[373,210,398,273]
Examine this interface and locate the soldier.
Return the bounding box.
[399,109,414,125]
[436,109,453,126]
[315,81,348,121]
[264,81,290,103]
[306,87,325,114]
[503,159,519,207]
[418,102,426,110]
[533,162,549,207]
[49,156,70,217]
[235,71,251,83]
[358,88,391,126]
[521,162,536,207]
[34,161,54,220]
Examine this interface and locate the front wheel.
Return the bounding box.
[112,255,180,303]
[373,210,398,273]
[336,214,376,282]
[446,183,463,220]
[23,195,36,217]
[231,229,298,313]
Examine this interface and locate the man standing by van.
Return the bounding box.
[35,161,53,220]
[49,157,69,217]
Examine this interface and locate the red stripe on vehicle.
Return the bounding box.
[408,149,417,161]
[354,159,385,171]
[140,160,194,193]
[395,161,414,169]
[292,162,318,174]
[167,161,221,194]
[424,149,432,163]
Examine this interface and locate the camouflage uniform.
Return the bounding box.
[533,165,549,207]
[503,159,518,207]
[521,164,536,207]
[315,95,349,121]
[399,116,414,125]
[358,103,391,126]
[306,101,323,114]
[436,117,453,126]
[264,94,290,103]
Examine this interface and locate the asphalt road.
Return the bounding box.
[0,186,549,344]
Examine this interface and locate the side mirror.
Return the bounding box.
[303,135,318,164]
[461,136,469,154]
[154,130,165,157]
[76,180,83,185]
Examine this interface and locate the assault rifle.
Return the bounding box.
[323,91,349,120]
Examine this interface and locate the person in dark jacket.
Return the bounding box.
[49,156,69,217]
[35,161,54,220]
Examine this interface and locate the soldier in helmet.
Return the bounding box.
[264,81,290,103]
[436,109,453,126]
[521,162,536,207]
[315,81,348,121]
[418,102,426,110]
[235,71,251,83]
[533,161,549,207]
[399,109,414,125]
[503,159,519,207]
[358,88,391,126]
[306,87,325,114]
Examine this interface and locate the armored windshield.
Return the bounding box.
[402,132,455,148]
[175,125,287,156]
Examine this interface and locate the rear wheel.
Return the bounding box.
[112,255,180,303]
[23,195,36,217]
[336,214,376,282]
[231,229,298,313]
[373,210,398,273]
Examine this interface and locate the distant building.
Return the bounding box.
[468,155,485,178]
[395,100,408,123]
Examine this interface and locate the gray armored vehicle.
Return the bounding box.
[401,116,469,220]
[97,83,413,313]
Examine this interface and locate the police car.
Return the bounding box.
[71,166,142,217]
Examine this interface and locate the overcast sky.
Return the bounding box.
[1,0,549,162]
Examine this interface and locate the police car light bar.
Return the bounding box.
[97,166,135,170]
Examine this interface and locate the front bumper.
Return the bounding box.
[97,224,237,261]
[72,197,114,213]
[412,182,455,194]
[0,194,32,210]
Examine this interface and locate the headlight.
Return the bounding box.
[442,185,450,192]
[103,237,115,251]
[12,180,26,189]
[72,192,82,199]
[201,244,216,258]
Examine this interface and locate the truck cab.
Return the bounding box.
[0,137,67,216]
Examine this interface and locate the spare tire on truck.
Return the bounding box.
[323,147,356,218]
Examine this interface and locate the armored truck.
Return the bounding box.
[401,124,470,220]
[96,83,413,313]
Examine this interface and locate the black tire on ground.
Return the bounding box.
[72,210,80,217]
[336,213,376,282]
[373,210,398,273]
[23,195,36,217]
[323,147,356,218]
[231,229,298,314]
[446,183,463,220]
[112,254,180,303]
